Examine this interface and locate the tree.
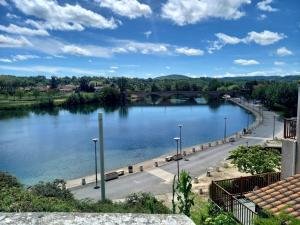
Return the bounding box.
[176,171,194,217]
[50,76,58,89]
[31,179,73,201]
[228,145,281,175]
[98,87,121,105]
[32,89,40,99]
[0,172,22,190]
[79,77,90,92]
[15,88,24,99]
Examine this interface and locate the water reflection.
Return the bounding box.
[0,96,220,120]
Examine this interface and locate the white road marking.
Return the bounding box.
[146,168,175,183]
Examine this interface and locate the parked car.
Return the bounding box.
[229,137,236,142]
[173,153,183,161]
[105,172,119,181]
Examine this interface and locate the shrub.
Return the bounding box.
[0,172,170,214]
[228,145,281,175]
[31,179,73,201]
[176,171,194,217]
[125,192,170,214]
[0,172,22,190]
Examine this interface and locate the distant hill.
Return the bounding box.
[155,74,191,80]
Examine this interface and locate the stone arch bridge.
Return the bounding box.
[129,91,229,99]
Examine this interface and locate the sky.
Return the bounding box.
[0,0,299,78]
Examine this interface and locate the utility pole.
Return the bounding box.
[98,113,105,201]
[174,137,180,181]
[224,117,227,141]
[273,115,276,140]
[92,138,99,189]
[178,124,183,154]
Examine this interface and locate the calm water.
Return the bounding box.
[0,101,254,185]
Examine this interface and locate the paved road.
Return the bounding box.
[71,109,283,201]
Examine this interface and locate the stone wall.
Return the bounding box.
[0,213,195,225]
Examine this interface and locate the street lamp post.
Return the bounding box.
[178,124,183,154]
[98,113,105,201]
[224,117,227,141]
[92,138,99,189]
[247,112,250,130]
[174,137,180,181]
[273,115,276,140]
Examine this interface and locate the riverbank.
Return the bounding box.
[66,98,262,189]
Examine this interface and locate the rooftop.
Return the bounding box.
[245,173,300,219]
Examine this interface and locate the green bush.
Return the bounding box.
[0,172,22,190]
[190,199,238,225]
[228,145,281,175]
[31,179,73,201]
[254,210,300,225]
[0,172,170,214]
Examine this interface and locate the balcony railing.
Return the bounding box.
[209,172,281,225]
[284,118,297,139]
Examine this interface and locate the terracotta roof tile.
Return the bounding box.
[245,173,300,220]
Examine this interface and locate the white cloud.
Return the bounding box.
[234,59,260,66]
[0,65,104,76]
[11,0,118,31]
[108,69,116,73]
[60,44,113,58]
[215,33,242,45]
[161,0,251,26]
[276,47,293,56]
[112,40,169,55]
[97,0,152,19]
[165,66,171,69]
[0,24,49,36]
[110,66,119,69]
[0,34,31,48]
[144,31,152,39]
[6,13,20,19]
[274,61,285,66]
[209,30,286,53]
[62,45,92,56]
[257,0,278,12]
[0,54,39,63]
[0,0,7,6]
[246,30,286,45]
[0,58,12,63]
[257,14,267,20]
[13,54,39,61]
[175,47,204,56]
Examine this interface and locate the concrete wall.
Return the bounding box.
[281,139,297,179]
[0,213,195,225]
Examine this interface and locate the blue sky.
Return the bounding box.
[0,0,299,78]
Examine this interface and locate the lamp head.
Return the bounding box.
[174,137,180,141]
[92,138,98,143]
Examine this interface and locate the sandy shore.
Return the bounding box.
[66,99,262,189]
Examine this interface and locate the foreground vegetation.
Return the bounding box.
[0,74,298,117]
[0,172,169,214]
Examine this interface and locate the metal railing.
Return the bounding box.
[209,172,281,225]
[284,118,297,139]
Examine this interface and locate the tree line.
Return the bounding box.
[0,74,299,116]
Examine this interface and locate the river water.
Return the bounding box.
[0,100,254,185]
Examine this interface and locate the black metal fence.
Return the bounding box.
[284,118,297,139]
[209,172,281,225]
